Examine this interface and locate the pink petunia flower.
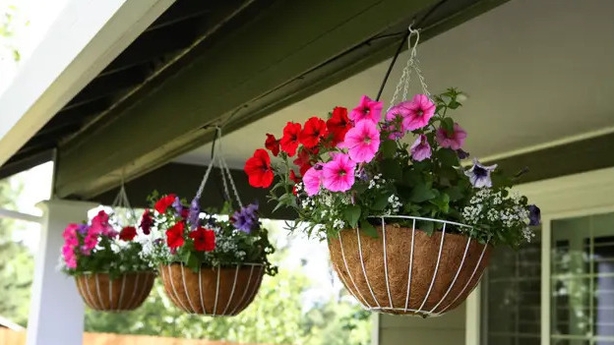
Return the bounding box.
[402,94,436,131]
[435,123,467,150]
[349,95,383,124]
[410,134,432,161]
[303,165,324,196]
[384,104,409,139]
[90,210,115,237]
[340,120,381,163]
[322,154,356,192]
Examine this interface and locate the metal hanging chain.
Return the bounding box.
[194,127,243,208]
[386,25,432,113]
[110,174,137,225]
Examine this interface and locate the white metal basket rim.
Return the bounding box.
[367,306,442,318]
[368,215,473,229]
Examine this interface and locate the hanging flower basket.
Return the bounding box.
[328,216,491,317]
[75,271,156,311]
[244,26,540,317]
[158,263,265,316]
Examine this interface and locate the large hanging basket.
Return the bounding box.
[159,263,264,316]
[328,216,492,317]
[75,271,155,311]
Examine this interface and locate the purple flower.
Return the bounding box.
[77,224,89,235]
[231,203,259,233]
[188,197,200,229]
[409,134,432,161]
[456,149,470,160]
[464,158,497,188]
[356,167,369,181]
[528,204,541,226]
[172,196,183,215]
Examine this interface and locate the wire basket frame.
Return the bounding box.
[75,271,156,311]
[159,263,265,316]
[328,215,492,317]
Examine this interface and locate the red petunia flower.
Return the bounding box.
[300,117,328,148]
[155,194,177,214]
[140,209,153,235]
[189,227,216,252]
[293,147,319,176]
[279,122,302,157]
[166,222,185,249]
[119,226,137,241]
[327,107,352,146]
[265,133,280,156]
[289,170,301,183]
[244,149,274,188]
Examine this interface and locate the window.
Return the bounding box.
[482,229,542,345]
[551,212,614,345]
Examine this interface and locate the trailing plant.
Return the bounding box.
[138,192,278,276]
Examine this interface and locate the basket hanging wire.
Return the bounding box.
[329,26,492,318]
[161,126,264,316]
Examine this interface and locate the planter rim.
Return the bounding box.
[75,270,157,276]
[366,215,472,229]
[161,262,264,268]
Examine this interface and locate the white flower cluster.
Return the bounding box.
[210,226,247,261]
[368,174,386,190]
[461,188,534,243]
[384,194,402,215]
[138,227,173,267]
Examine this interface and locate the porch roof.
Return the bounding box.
[1,0,614,214]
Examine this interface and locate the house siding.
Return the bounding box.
[378,303,466,345]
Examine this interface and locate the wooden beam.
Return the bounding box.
[89,163,297,220]
[0,0,176,168]
[56,0,510,199]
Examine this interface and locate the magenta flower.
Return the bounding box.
[464,159,497,188]
[436,123,467,150]
[303,165,324,196]
[401,94,436,131]
[349,95,383,124]
[384,104,408,139]
[410,134,432,161]
[322,154,356,192]
[340,120,380,163]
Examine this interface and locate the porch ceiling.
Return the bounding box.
[176,0,614,170]
[46,0,509,199]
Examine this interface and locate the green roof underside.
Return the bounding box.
[54,0,511,201]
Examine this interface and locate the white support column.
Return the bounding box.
[26,199,98,345]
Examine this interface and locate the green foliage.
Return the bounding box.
[0,176,33,326]
[1,4,21,61]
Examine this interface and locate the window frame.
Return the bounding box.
[469,166,614,345]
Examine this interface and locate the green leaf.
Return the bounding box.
[360,220,378,238]
[417,220,435,236]
[372,193,390,211]
[445,185,465,201]
[380,140,397,159]
[436,148,459,167]
[409,184,436,203]
[442,117,454,132]
[380,158,403,180]
[430,192,450,213]
[187,252,200,272]
[343,205,362,229]
[448,100,461,109]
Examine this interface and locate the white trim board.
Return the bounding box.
[0,0,176,167]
